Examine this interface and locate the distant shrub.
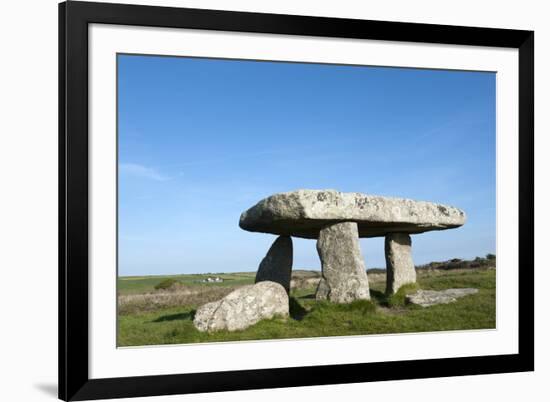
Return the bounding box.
[154,278,179,290]
[445,260,464,269]
[367,268,386,274]
[486,253,496,260]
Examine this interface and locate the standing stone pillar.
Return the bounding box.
[315,222,370,303]
[255,236,293,293]
[385,233,416,295]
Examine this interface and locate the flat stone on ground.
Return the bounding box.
[193,281,289,332]
[406,288,479,307]
[239,189,466,239]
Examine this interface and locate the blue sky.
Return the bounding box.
[118,54,496,276]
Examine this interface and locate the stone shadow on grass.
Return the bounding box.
[297,293,316,300]
[152,310,196,323]
[289,297,308,321]
[369,289,387,305]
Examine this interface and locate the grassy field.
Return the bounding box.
[118,272,256,295]
[117,267,496,347]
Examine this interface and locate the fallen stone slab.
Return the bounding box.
[406,288,479,307]
[193,281,289,332]
[255,236,293,292]
[239,189,466,239]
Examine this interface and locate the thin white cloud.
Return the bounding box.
[119,163,170,181]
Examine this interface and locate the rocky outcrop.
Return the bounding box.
[193,281,289,332]
[315,222,370,303]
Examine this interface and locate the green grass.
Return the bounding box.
[117,268,495,347]
[384,283,420,307]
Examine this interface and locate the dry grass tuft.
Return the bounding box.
[290,277,321,290]
[118,285,238,315]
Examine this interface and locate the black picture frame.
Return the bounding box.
[59,1,534,400]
